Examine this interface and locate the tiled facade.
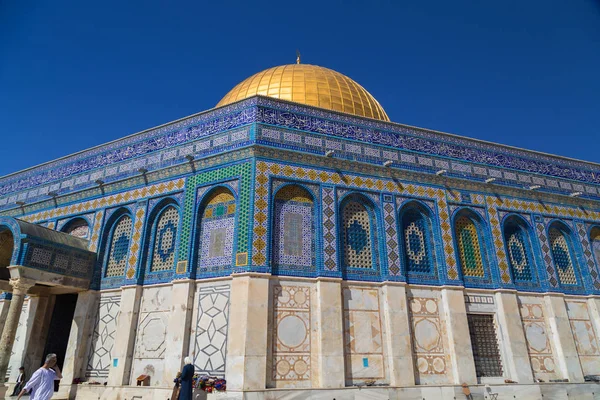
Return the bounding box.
[4,94,600,398]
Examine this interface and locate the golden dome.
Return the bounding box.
[216,64,389,121]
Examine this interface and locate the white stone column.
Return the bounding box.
[225,273,270,390]
[381,282,414,386]
[315,278,345,388]
[0,278,34,396]
[440,287,477,384]
[495,291,534,383]
[0,297,10,338]
[57,290,100,398]
[163,279,195,383]
[107,285,142,386]
[21,294,54,379]
[544,294,584,382]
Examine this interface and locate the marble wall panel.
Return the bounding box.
[565,300,600,375]
[518,296,558,381]
[189,283,230,378]
[85,293,121,382]
[342,286,386,385]
[270,284,312,388]
[408,294,449,384]
[129,286,172,386]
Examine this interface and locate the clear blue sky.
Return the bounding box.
[1,1,599,177]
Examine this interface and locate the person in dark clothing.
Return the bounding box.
[178,357,195,400]
[10,366,26,396]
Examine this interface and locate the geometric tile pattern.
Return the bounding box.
[578,224,600,290]
[272,285,311,385]
[253,160,458,281]
[181,161,252,271]
[503,220,535,283]
[455,216,485,278]
[409,297,447,376]
[126,204,146,280]
[198,188,236,271]
[486,200,512,284]
[150,205,179,272]
[86,294,121,381]
[322,186,338,272]
[88,210,105,252]
[520,301,557,377]
[252,162,271,266]
[272,195,314,270]
[536,221,560,288]
[192,285,230,378]
[105,215,133,278]
[20,178,185,224]
[342,201,374,269]
[401,208,432,276]
[548,226,578,286]
[383,202,400,276]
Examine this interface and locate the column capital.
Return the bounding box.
[9,277,35,294]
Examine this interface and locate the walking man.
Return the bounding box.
[16,354,62,400]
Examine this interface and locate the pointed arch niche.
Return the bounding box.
[399,201,437,282]
[271,185,316,275]
[502,215,538,287]
[196,187,237,274]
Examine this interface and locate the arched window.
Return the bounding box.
[400,205,434,276]
[548,223,578,286]
[454,213,486,278]
[149,205,179,272]
[198,187,236,271]
[503,216,536,283]
[341,197,376,270]
[590,227,600,271]
[105,214,133,278]
[272,185,314,272]
[62,218,90,239]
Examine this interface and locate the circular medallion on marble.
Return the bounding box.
[425,299,437,314]
[532,305,543,318]
[293,289,307,305]
[278,315,308,348]
[433,357,445,373]
[276,359,291,376]
[294,359,308,375]
[544,357,555,372]
[531,357,541,372]
[417,357,429,373]
[411,299,422,313]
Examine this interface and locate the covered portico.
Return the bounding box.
[0,216,95,397]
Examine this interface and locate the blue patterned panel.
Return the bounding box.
[503,224,533,282]
[272,185,314,271]
[105,215,132,277]
[548,227,578,285]
[150,206,179,272]
[592,228,600,271]
[198,189,236,271]
[402,210,432,274]
[342,201,373,269]
[455,216,485,278]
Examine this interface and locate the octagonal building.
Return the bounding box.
[1,63,600,400]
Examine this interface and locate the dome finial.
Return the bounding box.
[296,49,301,64]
